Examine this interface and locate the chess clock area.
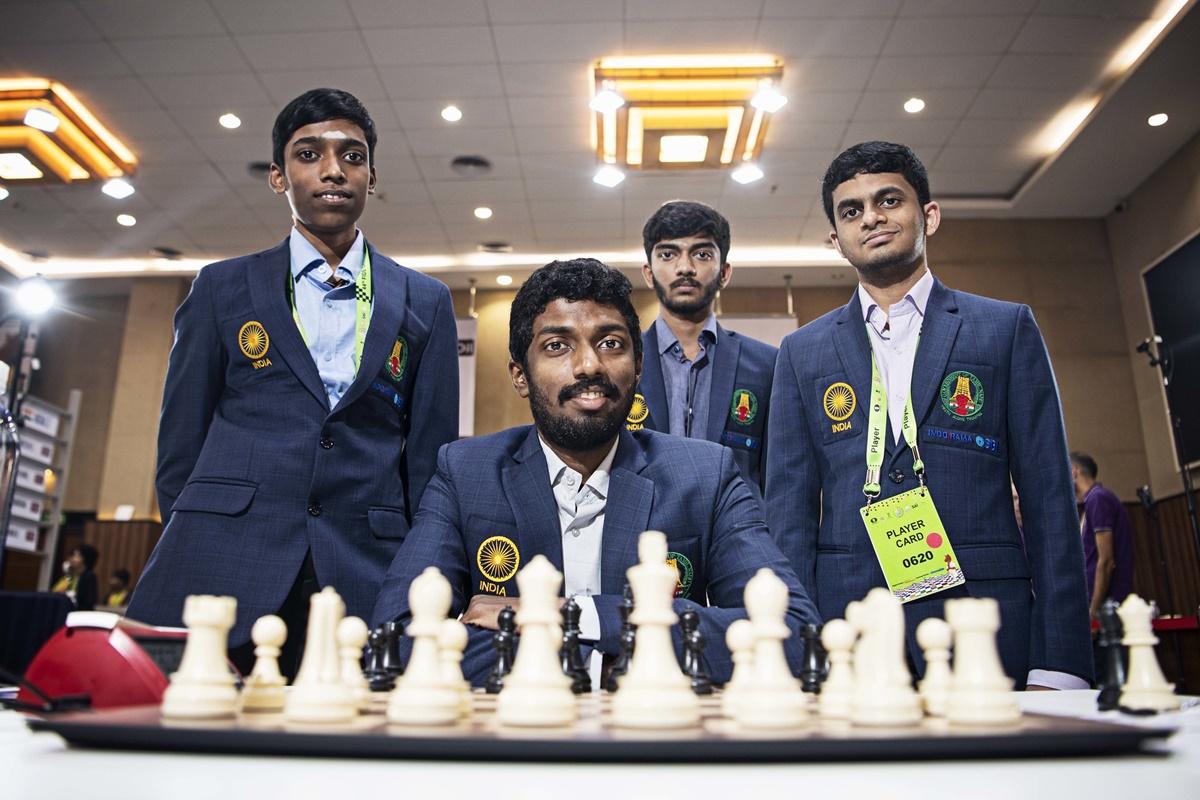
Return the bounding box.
[3,532,1198,800]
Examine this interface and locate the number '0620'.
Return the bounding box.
[903,551,933,569]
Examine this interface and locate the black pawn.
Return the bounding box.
[1097,599,1127,711]
[560,598,591,694]
[605,582,636,692]
[679,609,713,695]
[486,605,517,694]
[800,623,826,694]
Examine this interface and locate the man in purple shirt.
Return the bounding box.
[1071,452,1135,618]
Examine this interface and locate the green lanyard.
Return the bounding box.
[288,247,373,371]
[864,325,925,501]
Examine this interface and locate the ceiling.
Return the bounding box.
[0,0,1197,287]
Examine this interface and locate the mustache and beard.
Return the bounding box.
[528,376,633,452]
[851,225,927,287]
[652,272,722,316]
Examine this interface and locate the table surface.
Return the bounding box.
[4,691,1199,800]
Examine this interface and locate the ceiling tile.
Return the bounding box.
[164,105,277,141]
[133,164,229,189]
[780,58,877,92]
[144,74,273,109]
[378,64,505,99]
[350,0,488,27]
[80,1,227,37]
[210,0,356,32]
[533,218,623,240]
[371,153,425,183]
[760,119,848,150]
[523,178,597,200]
[899,0,1039,15]
[492,23,624,63]
[0,1,102,44]
[69,77,163,112]
[932,170,1027,194]
[110,36,251,76]
[129,136,211,166]
[883,16,1025,55]
[0,42,129,78]
[946,119,1042,148]
[1033,0,1160,17]
[528,199,622,221]
[362,26,497,66]
[623,20,762,52]
[259,69,390,106]
[414,154,523,181]
[624,0,764,20]
[235,32,374,71]
[762,0,903,16]
[393,98,512,129]
[855,89,978,120]
[987,53,1108,88]
[1011,15,1142,54]
[721,216,805,241]
[486,0,621,24]
[512,125,593,156]
[756,18,893,57]
[404,126,517,156]
[868,56,1002,89]
[517,153,595,180]
[506,96,589,128]
[964,87,1078,120]
[107,109,187,145]
[933,146,1032,173]
[773,91,861,124]
[500,62,591,97]
[426,179,525,205]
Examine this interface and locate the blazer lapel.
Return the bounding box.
[638,325,670,431]
[910,279,962,426]
[600,430,654,595]
[501,427,565,575]
[246,238,328,412]
[331,243,409,415]
[833,290,873,412]
[705,323,740,441]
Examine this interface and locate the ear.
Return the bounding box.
[718,260,733,290]
[509,360,530,399]
[368,165,377,195]
[268,162,287,196]
[829,229,846,260]
[640,261,655,290]
[923,200,941,236]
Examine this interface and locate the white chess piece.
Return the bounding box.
[1118,594,1180,712]
[818,618,857,720]
[720,619,754,719]
[284,587,358,723]
[337,616,371,711]
[850,588,922,726]
[497,555,577,727]
[944,597,1020,726]
[162,595,239,719]
[916,617,953,717]
[387,567,463,725]
[438,618,472,715]
[239,614,287,713]
[611,531,700,729]
[733,568,808,729]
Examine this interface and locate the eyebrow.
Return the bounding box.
[535,323,628,338]
[836,185,906,212]
[653,241,717,252]
[292,135,367,150]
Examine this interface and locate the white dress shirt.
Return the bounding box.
[856,270,1087,691]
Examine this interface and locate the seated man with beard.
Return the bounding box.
[372,258,819,686]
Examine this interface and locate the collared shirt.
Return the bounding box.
[288,226,367,409]
[656,314,718,438]
[539,435,618,690]
[857,268,934,443]
[1080,483,1134,604]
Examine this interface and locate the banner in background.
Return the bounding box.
[456,318,476,437]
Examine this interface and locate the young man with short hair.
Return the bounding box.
[634,201,778,490]
[1070,452,1134,617]
[129,89,458,676]
[766,141,1092,689]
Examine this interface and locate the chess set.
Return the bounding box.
[28,532,1177,763]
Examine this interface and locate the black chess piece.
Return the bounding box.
[1097,598,1127,711]
[381,620,404,677]
[486,605,517,694]
[679,609,713,695]
[560,597,591,694]
[605,582,636,692]
[800,623,826,694]
[365,621,403,692]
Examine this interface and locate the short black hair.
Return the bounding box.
[821,141,931,226]
[1070,452,1098,480]
[509,259,642,368]
[642,200,731,264]
[113,568,131,585]
[75,544,99,571]
[271,88,377,171]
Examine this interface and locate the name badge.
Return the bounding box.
[860,487,966,603]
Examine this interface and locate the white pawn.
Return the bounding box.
[945,597,1020,726]
[916,617,953,717]
[611,531,700,729]
[337,616,371,711]
[818,618,857,720]
[733,568,808,729]
[387,567,462,725]
[1118,594,1180,712]
[497,555,577,727]
[720,619,754,719]
[239,614,287,713]
[438,618,472,715]
[162,595,239,719]
[285,587,358,723]
[850,588,922,727]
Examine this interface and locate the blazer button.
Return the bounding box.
[889,469,905,484]
[308,502,323,517]
[320,437,334,449]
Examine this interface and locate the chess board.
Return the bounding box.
[28,691,1173,763]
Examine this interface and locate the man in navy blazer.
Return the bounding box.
[372,258,818,686]
[631,201,778,491]
[128,90,458,674]
[766,142,1092,688]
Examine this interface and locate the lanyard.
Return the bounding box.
[863,326,925,501]
[288,247,373,371]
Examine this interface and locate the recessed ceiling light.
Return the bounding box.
[593,165,625,188]
[0,153,43,180]
[473,206,493,220]
[904,97,926,114]
[589,88,625,114]
[1147,112,1168,127]
[441,105,463,123]
[116,213,137,227]
[0,184,8,201]
[219,113,242,129]
[731,163,764,184]
[23,107,59,133]
[750,84,787,113]
[495,274,513,286]
[101,178,135,199]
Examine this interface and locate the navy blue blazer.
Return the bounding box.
[765,278,1093,685]
[128,238,459,647]
[371,426,820,685]
[633,321,778,490]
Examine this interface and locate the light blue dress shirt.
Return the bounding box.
[288,227,368,409]
[655,315,718,438]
